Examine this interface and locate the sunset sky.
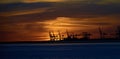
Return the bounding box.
[0,0,120,42]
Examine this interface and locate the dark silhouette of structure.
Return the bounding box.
[99,26,104,39]
[49,31,57,41]
[116,26,120,39]
[49,26,120,43]
[58,30,62,41]
[81,32,91,40]
[98,26,107,39]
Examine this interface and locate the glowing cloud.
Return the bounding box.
[1,0,120,4]
[97,0,120,4]
[0,0,66,3]
[23,0,65,3]
[0,8,51,16]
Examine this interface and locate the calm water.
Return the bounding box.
[0,43,120,59]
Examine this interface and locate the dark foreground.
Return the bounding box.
[0,43,120,59]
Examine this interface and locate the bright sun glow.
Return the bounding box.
[46,17,72,31]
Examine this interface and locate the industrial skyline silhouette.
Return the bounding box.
[49,26,120,43]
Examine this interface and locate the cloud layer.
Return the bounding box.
[1,0,120,4]
[0,0,120,42]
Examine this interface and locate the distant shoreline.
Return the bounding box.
[1,39,120,44]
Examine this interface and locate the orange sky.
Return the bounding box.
[0,0,120,42]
